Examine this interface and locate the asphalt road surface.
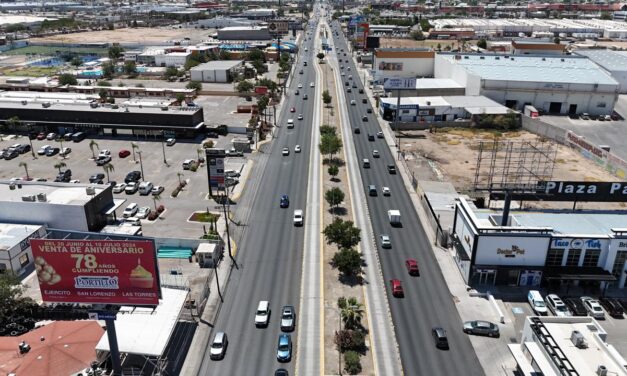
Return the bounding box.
[198,18,321,376]
[329,21,486,376]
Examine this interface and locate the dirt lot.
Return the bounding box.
[29,27,208,45]
[401,128,624,209]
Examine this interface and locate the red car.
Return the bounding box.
[119,149,131,158]
[290,107,296,112]
[36,132,46,140]
[390,279,404,297]
[405,259,419,276]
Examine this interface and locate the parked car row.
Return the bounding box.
[528,290,625,319]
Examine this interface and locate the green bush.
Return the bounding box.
[334,329,366,352]
[203,140,214,149]
[190,164,198,172]
[344,351,362,375]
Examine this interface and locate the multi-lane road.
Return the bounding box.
[198,13,322,376]
[328,20,485,376]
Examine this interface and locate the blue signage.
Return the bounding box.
[89,311,117,320]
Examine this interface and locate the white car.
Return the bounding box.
[98,149,111,158]
[380,234,391,248]
[123,203,138,218]
[382,187,391,196]
[125,217,141,226]
[151,185,165,195]
[546,294,571,317]
[341,72,345,76]
[60,147,72,156]
[295,145,301,153]
[297,83,303,89]
[113,183,127,193]
[350,100,356,105]
[298,114,303,120]
[136,206,151,219]
[310,82,314,87]
[46,132,56,140]
[69,179,80,184]
[581,296,605,319]
[37,145,52,155]
[166,138,176,146]
[125,182,139,194]
[372,150,380,158]
[293,210,303,226]
[282,147,289,156]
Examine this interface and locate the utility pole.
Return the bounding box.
[222,193,238,269]
[137,150,145,181]
[160,130,167,164]
[214,260,223,303]
[395,88,402,160]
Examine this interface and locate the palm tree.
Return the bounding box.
[131,142,139,163]
[339,297,364,330]
[18,161,29,180]
[196,147,203,162]
[54,162,67,173]
[152,194,161,211]
[177,172,183,185]
[102,162,114,182]
[89,140,99,159]
[56,138,65,159]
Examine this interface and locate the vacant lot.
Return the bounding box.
[29,27,208,45]
[379,37,478,50]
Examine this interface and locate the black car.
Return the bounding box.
[54,169,72,183]
[124,171,142,183]
[3,149,19,160]
[367,108,372,113]
[89,173,105,184]
[599,297,624,317]
[207,131,219,138]
[45,147,60,156]
[345,81,349,86]
[367,134,374,141]
[16,144,31,154]
[28,131,38,140]
[354,127,360,134]
[387,165,397,174]
[362,98,367,104]
[362,116,368,122]
[359,88,364,94]
[563,297,588,316]
[432,327,449,349]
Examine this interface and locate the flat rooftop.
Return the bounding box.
[0,181,106,206]
[575,50,627,72]
[474,210,627,236]
[191,59,243,70]
[0,223,43,250]
[0,100,200,115]
[440,53,618,85]
[381,95,510,114]
[415,78,465,90]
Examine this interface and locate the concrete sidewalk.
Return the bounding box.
[353,60,518,376]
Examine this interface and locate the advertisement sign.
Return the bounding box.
[349,15,365,27]
[206,148,226,193]
[383,77,416,90]
[378,62,404,71]
[475,236,550,266]
[551,238,603,249]
[355,23,369,49]
[537,181,627,202]
[30,239,160,305]
[566,131,627,179]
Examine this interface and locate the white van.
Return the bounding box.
[363,158,370,168]
[139,181,154,195]
[254,300,270,327]
[527,290,548,315]
[287,119,294,129]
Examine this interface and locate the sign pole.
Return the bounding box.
[395,88,401,160]
[105,319,122,375]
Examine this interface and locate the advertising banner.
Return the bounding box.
[30,239,160,306]
[383,77,416,90]
[378,62,403,71]
[206,148,226,193]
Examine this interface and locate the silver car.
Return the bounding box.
[209,332,228,360]
[280,305,296,332]
[380,234,391,249]
[463,321,499,337]
[581,296,605,319]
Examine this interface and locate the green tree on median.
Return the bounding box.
[323,218,361,249]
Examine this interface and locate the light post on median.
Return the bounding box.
[137,150,145,181]
[160,130,167,164]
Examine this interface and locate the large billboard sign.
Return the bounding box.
[30,239,160,306]
[491,181,627,202]
[206,148,226,194]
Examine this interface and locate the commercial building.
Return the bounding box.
[239,8,276,20]
[509,316,627,376]
[512,40,566,55]
[452,197,627,289]
[388,78,465,97]
[575,50,627,94]
[155,51,191,67]
[0,181,119,233]
[435,53,619,116]
[372,48,435,84]
[379,95,510,123]
[217,26,272,40]
[197,17,257,29]
[190,60,244,83]
[0,97,204,138]
[0,223,46,278]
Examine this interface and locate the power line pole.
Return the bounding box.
[222,192,238,269]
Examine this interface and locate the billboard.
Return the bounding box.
[378,62,404,71]
[490,181,627,202]
[355,23,369,49]
[206,148,226,194]
[30,239,160,306]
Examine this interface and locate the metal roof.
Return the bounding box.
[191,60,244,70]
[512,212,627,236]
[440,53,619,85]
[575,50,627,73]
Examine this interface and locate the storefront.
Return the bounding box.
[452,198,625,288]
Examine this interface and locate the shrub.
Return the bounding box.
[157,205,165,213]
[334,329,366,352]
[190,164,198,172]
[180,180,187,188]
[147,212,159,221]
[344,351,362,375]
[203,140,214,149]
[171,188,180,197]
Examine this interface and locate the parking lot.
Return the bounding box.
[0,133,247,239]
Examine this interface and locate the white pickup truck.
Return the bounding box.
[388,210,401,226]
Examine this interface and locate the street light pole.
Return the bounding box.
[161,131,167,164]
[222,192,238,269]
[137,151,145,181]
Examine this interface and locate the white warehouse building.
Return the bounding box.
[372,48,435,84]
[434,53,620,116]
[575,50,627,94]
[190,60,244,83]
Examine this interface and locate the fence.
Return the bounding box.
[565,131,627,179]
[521,116,567,144]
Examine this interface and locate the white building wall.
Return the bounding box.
[374,57,434,82]
[0,202,89,232]
[155,54,189,67]
[608,69,627,94]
